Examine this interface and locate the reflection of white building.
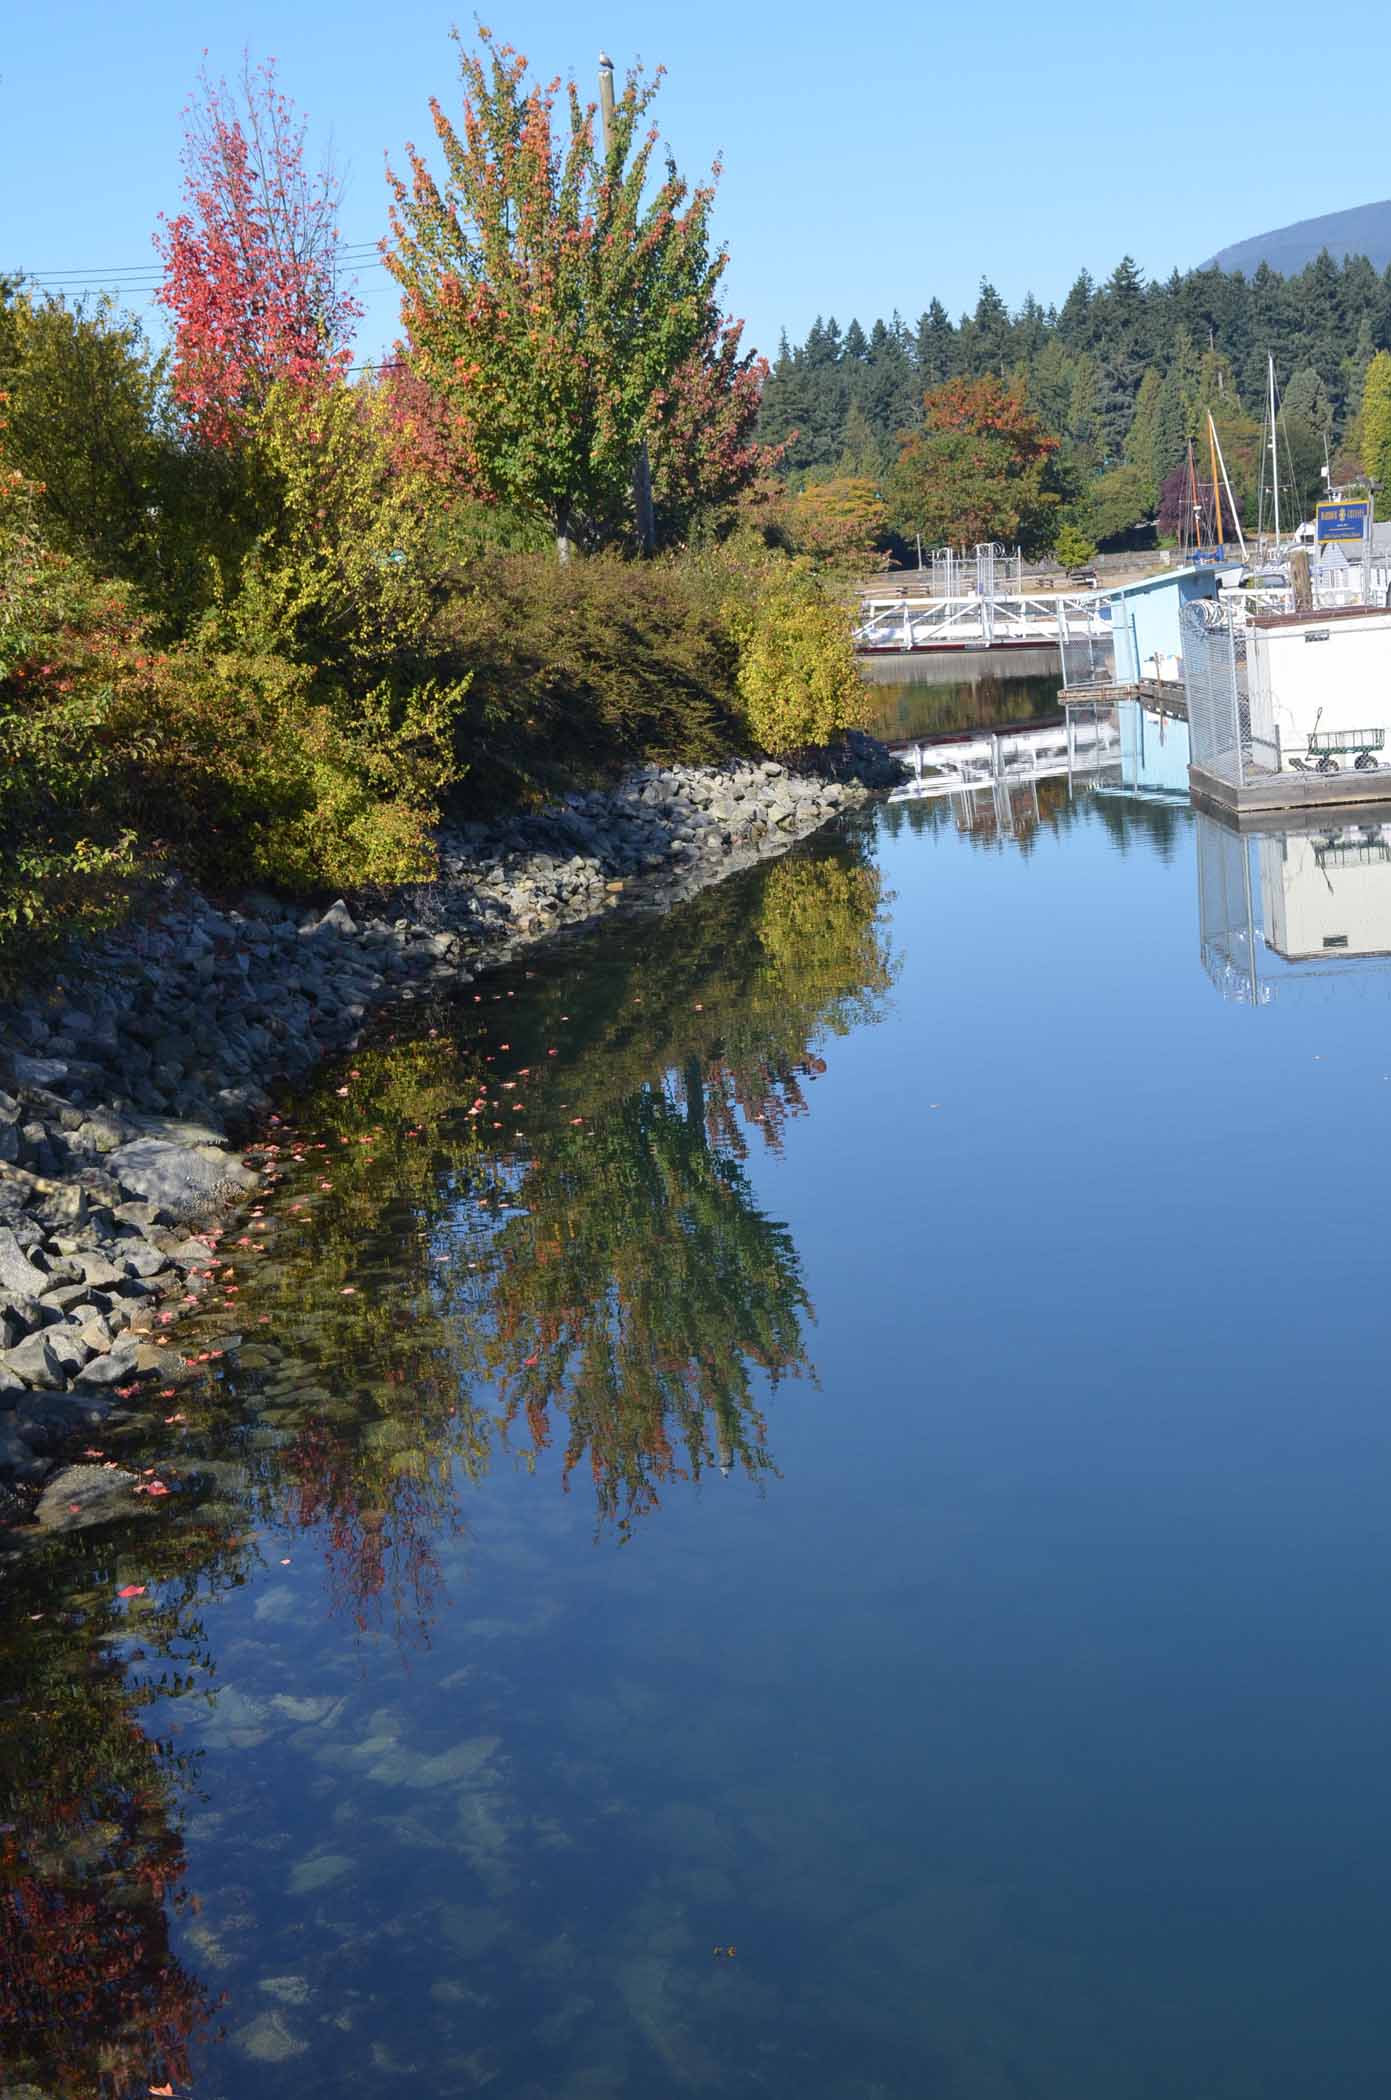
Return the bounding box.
[1260,826,1391,960]
[1196,809,1391,1003]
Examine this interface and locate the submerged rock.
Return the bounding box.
[34,1462,141,1530]
[107,1136,257,1218]
[232,2009,309,2064]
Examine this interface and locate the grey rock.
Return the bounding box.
[69,1252,125,1290]
[74,1113,129,1154]
[121,1244,169,1279]
[11,1053,69,1087]
[78,1346,143,1387]
[312,899,357,937]
[44,1327,94,1376]
[0,1227,47,1300]
[0,1422,42,1476]
[0,1332,65,1390]
[6,1296,63,1335]
[163,1235,220,1270]
[38,1282,93,1312]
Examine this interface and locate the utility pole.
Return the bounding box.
[599,50,657,555]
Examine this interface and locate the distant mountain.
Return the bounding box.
[1206,201,1391,276]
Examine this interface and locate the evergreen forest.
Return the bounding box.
[756,253,1391,556]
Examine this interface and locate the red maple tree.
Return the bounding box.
[648,317,780,543]
[155,56,362,444]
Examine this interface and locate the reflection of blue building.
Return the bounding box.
[1109,567,1222,683]
[1116,702,1191,799]
[1088,700,1192,803]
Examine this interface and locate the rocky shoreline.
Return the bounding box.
[0,738,900,1539]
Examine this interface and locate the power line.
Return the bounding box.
[7,240,389,295]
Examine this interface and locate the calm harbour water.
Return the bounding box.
[857,646,1063,744]
[9,746,1391,2097]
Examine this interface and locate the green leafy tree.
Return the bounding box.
[785,473,889,570]
[1054,521,1096,569]
[1088,462,1154,545]
[1056,269,1097,351]
[1359,350,1391,512]
[888,376,1062,554]
[0,292,246,630]
[386,28,726,558]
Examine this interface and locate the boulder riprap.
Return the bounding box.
[0,735,902,1533]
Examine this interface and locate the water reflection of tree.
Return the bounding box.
[0,1528,243,2095]
[459,843,895,1528]
[222,827,895,1581]
[0,832,893,2090]
[476,1083,807,1531]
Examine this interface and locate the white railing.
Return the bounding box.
[855,590,1108,652]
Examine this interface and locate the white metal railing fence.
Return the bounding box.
[1183,600,1257,786]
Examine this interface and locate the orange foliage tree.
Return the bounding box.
[888,375,1062,554]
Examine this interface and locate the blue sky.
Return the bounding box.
[7,0,1391,365]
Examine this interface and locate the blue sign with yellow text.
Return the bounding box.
[1316,498,1372,543]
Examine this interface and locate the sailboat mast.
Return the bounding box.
[1183,437,1199,559]
[1268,353,1282,546]
[1209,410,1249,563]
[1207,410,1224,550]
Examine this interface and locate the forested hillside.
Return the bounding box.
[757,254,1391,554]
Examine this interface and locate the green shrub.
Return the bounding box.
[0,449,461,974]
[0,457,147,966]
[436,550,746,798]
[123,651,456,894]
[720,554,867,755]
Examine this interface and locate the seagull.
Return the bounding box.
[599,51,613,67]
